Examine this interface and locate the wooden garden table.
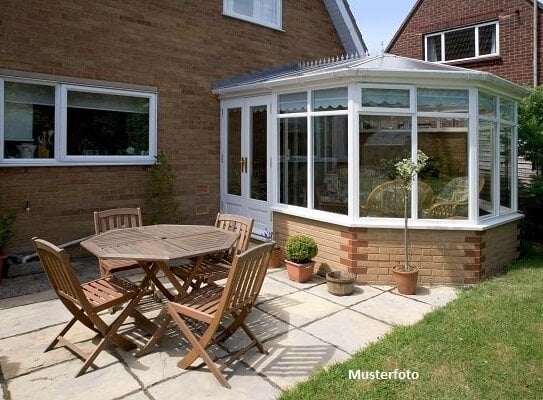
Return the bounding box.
[81,224,239,300]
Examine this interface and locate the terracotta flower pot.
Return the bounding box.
[392,265,419,295]
[268,247,284,268]
[285,260,314,283]
[0,251,7,284]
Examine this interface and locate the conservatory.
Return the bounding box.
[213,54,526,285]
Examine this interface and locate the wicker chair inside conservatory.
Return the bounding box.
[423,176,485,219]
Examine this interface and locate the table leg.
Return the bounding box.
[156,260,189,298]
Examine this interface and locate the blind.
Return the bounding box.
[67,91,149,114]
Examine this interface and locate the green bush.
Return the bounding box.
[285,235,318,264]
[0,213,16,250]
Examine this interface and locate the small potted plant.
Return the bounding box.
[263,229,283,268]
[392,150,428,294]
[0,212,16,283]
[284,235,318,283]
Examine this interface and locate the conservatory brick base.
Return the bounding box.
[273,213,520,285]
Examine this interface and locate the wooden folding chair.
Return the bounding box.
[140,242,273,388]
[32,237,150,377]
[171,213,254,289]
[93,207,143,278]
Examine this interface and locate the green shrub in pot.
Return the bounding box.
[285,235,318,264]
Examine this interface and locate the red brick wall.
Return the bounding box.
[273,212,519,285]
[388,0,542,86]
[0,0,344,252]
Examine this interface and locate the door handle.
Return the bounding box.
[240,157,248,173]
[244,156,248,173]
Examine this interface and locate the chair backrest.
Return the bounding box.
[214,213,254,256]
[435,176,485,204]
[31,237,86,305]
[94,207,143,235]
[218,242,273,317]
[363,180,433,217]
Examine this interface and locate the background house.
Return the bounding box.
[0,0,366,253]
[386,0,542,179]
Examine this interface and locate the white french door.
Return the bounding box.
[221,96,272,236]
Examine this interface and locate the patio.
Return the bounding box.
[0,258,457,400]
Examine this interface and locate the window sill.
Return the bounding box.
[0,158,156,167]
[222,12,284,32]
[271,205,523,231]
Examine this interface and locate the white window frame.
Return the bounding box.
[424,21,499,63]
[223,0,282,31]
[0,76,157,166]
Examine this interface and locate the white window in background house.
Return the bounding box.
[425,21,498,63]
[223,0,282,30]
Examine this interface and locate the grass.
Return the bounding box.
[279,247,543,400]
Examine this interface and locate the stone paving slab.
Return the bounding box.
[118,391,152,400]
[242,328,350,390]
[256,290,343,328]
[256,277,299,304]
[148,363,281,400]
[266,270,326,290]
[301,309,392,355]
[352,292,435,325]
[391,286,459,307]
[307,283,383,307]
[6,359,140,400]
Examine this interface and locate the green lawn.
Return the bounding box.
[280,248,543,400]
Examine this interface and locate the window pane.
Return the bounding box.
[362,88,410,108]
[359,115,411,218]
[228,0,278,25]
[417,89,469,113]
[444,27,475,60]
[312,87,347,111]
[4,82,55,159]
[500,98,515,121]
[227,108,242,196]
[479,24,497,55]
[426,35,442,61]
[66,91,149,156]
[479,120,495,216]
[250,105,267,201]
[478,92,497,118]
[280,117,307,207]
[500,125,513,211]
[279,92,306,114]
[314,115,348,215]
[418,117,469,219]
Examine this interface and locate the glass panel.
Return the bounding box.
[312,87,347,111]
[479,24,497,55]
[479,120,495,216]
[279,92,307,114]
[250,105,267,201]
[417,89,469,113]
[362,88,410,109]
[227,108,242,196]
[279,117,307,207]
[418,117,469,219]
[314,115,348,215]
[478,92,497,118]
[500,125,513,211]
[228,0,278,25]
[66,91,149,156]
[426,35,442,61]
[4,82,55,159]
[359,115,411,218]
[444,27,475,60]
[500,98,515,121]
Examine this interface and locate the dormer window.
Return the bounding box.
[223,0,282,30]
[425,21,498,63]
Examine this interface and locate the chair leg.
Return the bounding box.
[45,317,77,352]
[168,305,231,389]
[135,308,171,357]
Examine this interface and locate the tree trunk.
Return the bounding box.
[404,189,410,271]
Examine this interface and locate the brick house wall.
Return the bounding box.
[387,0,543,87]
[0,0,345,252]
[273,212,520,285]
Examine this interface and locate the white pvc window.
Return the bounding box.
[0,76,157,166]
[425,21,498,63]
[224,0,282,30]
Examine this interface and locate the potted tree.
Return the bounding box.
[263,229,283,268]
[284,235,318,283]
[0,212,16,283]
[391,150,428,294]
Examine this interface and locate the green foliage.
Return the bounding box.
[145,152,181,224]
[285,235,318,263]
[519,86,543,169]
[394,150,429,190]
[0,213,16,249]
